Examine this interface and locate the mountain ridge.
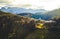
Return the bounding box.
[0,6,47,14]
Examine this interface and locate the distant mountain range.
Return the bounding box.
[0,6,60,20]
[18,8,60,20]
[0,6,47,14]
[18,13,51,20]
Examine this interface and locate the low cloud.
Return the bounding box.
[0,0,60,10]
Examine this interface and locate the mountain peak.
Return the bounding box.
[0,7,47,14]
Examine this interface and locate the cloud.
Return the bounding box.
[0,0,60,10]
[0,0,11,7]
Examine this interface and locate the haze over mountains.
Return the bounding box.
[0,6,60,20]
[0,6,46,14]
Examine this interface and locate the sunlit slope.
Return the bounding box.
[46,8,60,17]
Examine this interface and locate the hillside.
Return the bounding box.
[45,8,60,17]
[0,11,49,39]
[0,11,37,39]
[18,13,51,20]
[0,11,60,39]
[38,8,60,20]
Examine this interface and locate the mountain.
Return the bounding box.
[45,8,60,18]
[0,11,60,39]
[18,13,42,19]
[17,12,50,20]
[18,13,51,20]
[0,11,37,39]
[0,11,48,39]
[0,6,47,14]
[32,8,60,20]
[37,8,60,20]
[18,13,33,18]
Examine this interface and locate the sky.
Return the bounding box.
[0,0,60,11]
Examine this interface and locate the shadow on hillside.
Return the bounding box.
[0,11,60,39]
